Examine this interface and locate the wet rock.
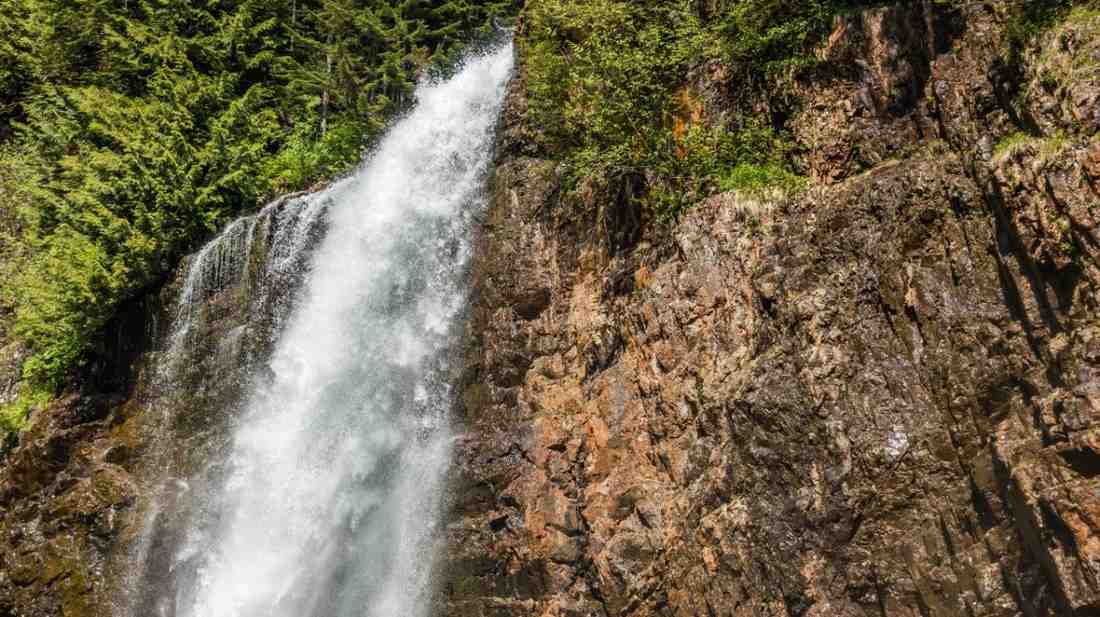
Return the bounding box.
[0,395,139,617]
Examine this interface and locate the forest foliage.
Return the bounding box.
[0,0,515,404]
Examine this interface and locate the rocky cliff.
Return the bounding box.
[441,3,1100,616]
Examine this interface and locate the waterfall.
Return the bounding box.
[160,189,330,385]
[132,42,514,617]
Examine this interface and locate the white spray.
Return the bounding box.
[157,43,513,617]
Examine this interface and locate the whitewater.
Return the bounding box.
[139,42,513,617]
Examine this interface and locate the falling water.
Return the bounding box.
[136,43,514,617]
[160,189,331,384]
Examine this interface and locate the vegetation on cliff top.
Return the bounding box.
[518,0,1093,222]
[519,0,871,220]
[0,0,515,400]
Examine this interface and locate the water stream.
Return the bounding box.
[135,42,513,617]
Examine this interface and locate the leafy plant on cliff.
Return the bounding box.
[0,386,49,435]
[719,162,807,195]
[1006,0,1079,47]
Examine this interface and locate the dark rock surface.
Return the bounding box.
[440,4,1100,616]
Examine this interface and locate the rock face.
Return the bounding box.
[0,300,159,617]
[440,4,1100,617]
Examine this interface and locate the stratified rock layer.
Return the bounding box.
[441,4,1100,616]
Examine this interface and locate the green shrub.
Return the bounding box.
[1006,0,1077,47]
[262,117,371,195]
[0,385,49,434]
[716,0,856,77]
[719,163,807,195]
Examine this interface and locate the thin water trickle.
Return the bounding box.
[131,42,514,617]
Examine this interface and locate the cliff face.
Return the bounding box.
[0,299,157,617]
[442,4,1100,616]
